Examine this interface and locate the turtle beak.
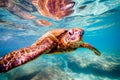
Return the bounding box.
[80,42,101,56]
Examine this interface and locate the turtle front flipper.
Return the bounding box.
[0,37,56,73]
[80,42,101,56]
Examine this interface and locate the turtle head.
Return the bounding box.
[60,28,101,56]
[61,28,84,47]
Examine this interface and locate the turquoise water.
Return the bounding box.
[0,0,120,80]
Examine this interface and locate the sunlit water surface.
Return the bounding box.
[0,0,120,80]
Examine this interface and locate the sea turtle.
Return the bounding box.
[0,28,101,72]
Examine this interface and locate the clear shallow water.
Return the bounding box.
[0,0,120,80]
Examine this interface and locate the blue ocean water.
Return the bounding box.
[0,0,120,80]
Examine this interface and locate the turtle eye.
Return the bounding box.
[79,32,82,35]
[79,31,84,35]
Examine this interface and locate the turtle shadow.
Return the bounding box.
[14,71,40,80]
[67,61,120,79]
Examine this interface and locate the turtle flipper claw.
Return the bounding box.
[80,42,101,56]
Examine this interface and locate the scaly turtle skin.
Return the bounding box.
[0,28,101,72]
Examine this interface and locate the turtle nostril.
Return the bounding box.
[68,32,72,35]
